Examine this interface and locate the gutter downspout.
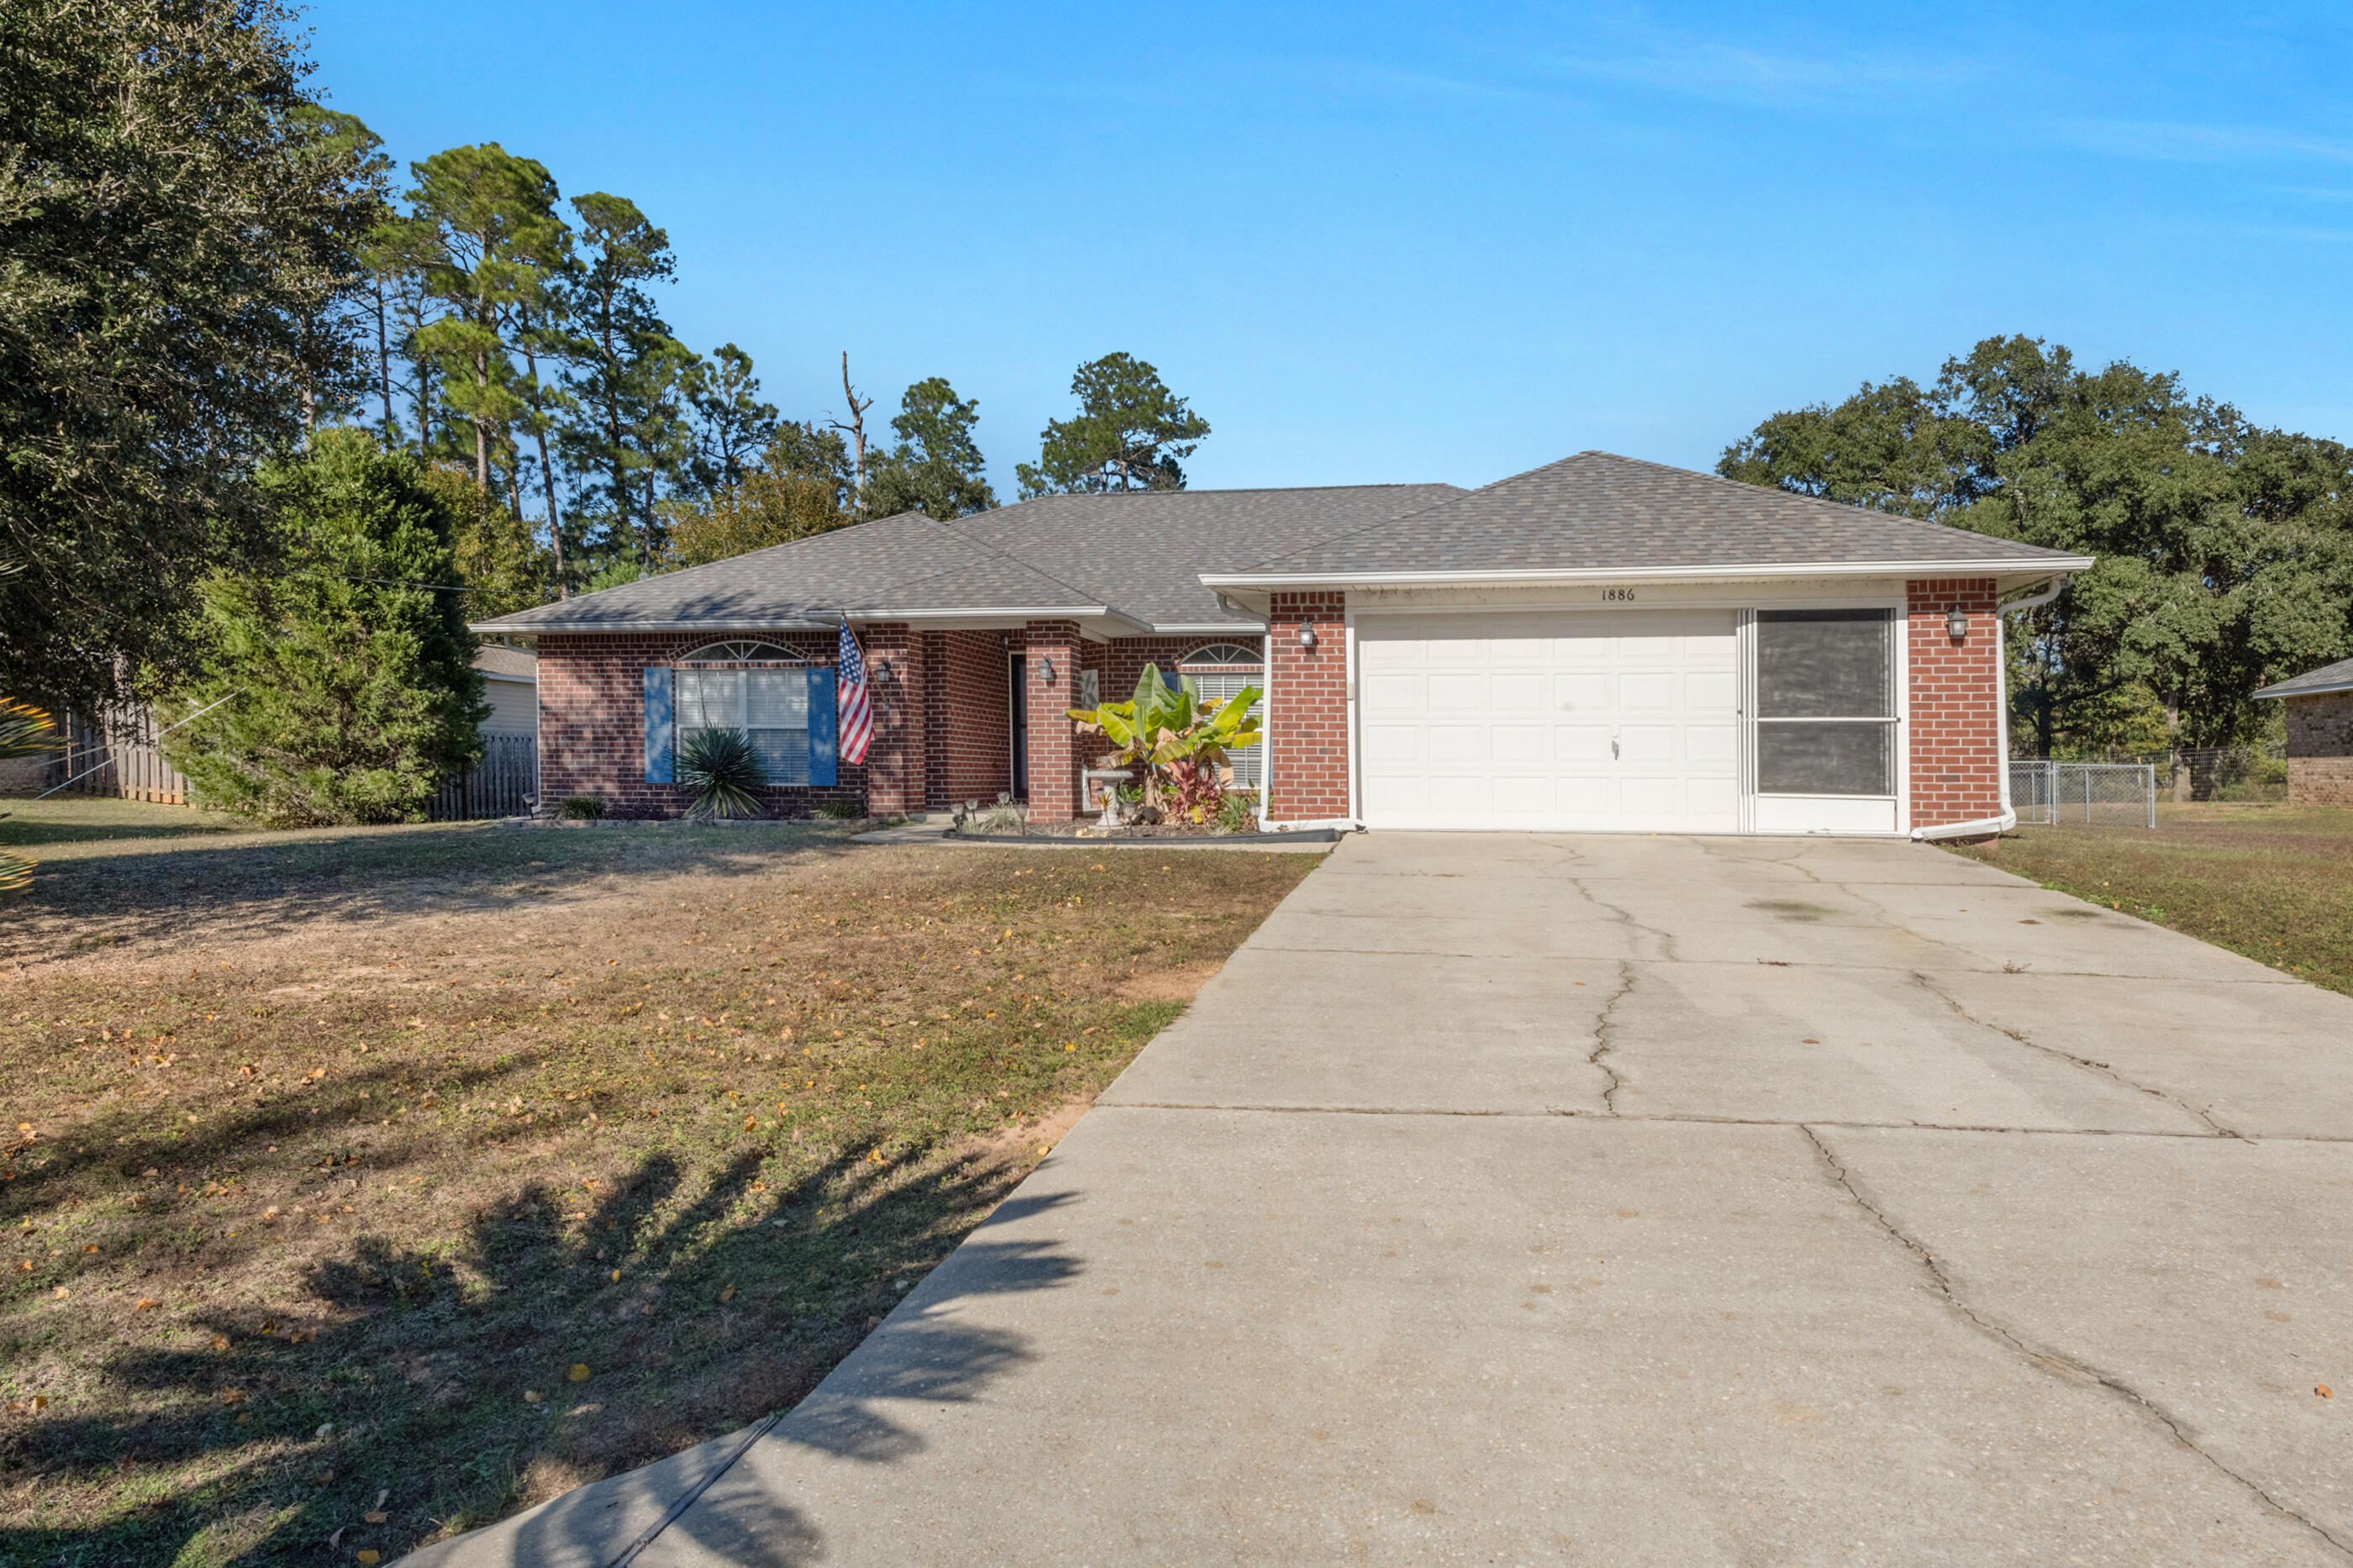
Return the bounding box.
[1910,573,2071,843]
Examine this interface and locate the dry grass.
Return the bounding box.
[0,811,1315,1565]
[1952,803,2353,995]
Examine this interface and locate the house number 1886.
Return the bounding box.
[1600,587,1637,602]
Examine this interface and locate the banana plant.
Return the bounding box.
[0,699,50,897]
[1067,663,1263,815]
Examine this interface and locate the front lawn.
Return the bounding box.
[0,818,1316,1565]
[1951,803,2353,995]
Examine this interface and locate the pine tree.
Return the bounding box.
[166,431,487,826]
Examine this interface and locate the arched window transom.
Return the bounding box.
[1178,642,1261,669]
[680,640,800,663]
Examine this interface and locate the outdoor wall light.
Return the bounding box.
[1040,655,1056,685]
[1946,604,1969,641]
[1298,622,1319,651]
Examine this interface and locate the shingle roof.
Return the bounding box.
[474,510,1120,632]
[2256,655,2353,701]
[471,483,1462,634]
[472,644,538,681]
[471,452,2089,638]
[951,484,1464,629]
[1223,451,2087,578]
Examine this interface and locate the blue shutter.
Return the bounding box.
[643,666,674,783]
[807,666,837,787]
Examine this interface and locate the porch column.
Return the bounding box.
[861,622,924,815]
[1022,619,1083,821]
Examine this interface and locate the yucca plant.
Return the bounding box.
[676,727,766,818]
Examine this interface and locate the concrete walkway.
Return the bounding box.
[407,834,2353,1567]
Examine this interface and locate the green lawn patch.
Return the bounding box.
[0,821,1315,1565]
[1951,803,2353,995]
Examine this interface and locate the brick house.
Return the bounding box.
[470,452,2090,839]
[2256,655,2353,807]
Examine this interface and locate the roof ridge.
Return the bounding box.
[926,512,1115,612]
[1229,480,1487,573]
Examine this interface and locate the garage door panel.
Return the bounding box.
[1558,775,1616,814]
[1363,724,1424,764]
[1427,725,1488,763]
[1689,777,1739,819]
[1427,674,1487,708]
[1363,674,1424,712]
[1428,776,1488,813]
[1620,725,1679,763]
[1358,638,1424,671]
[1556,674,1611,713]
[1492,776,1551,813]
[1619,672,1675,712]
[1686,723,1736,763]
[1492,725,1546,763]
[1491,673,1547,710]
[1687,671,1736,708]
[1363,774,1427,813]
[1558,725,1613,761]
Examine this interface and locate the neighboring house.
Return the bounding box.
[2256,655,2353,806]
[475,644,539,736]
[468,450,2091,839]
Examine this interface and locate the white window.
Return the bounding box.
[676,643,811,787]
[1180,643,1265,792]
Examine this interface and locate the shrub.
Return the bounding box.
[676,729,766,818]
[1214,791,1259,834]
[560,796,606,821]
[814,800,865,819]
[162,432,487,827]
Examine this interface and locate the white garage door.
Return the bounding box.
[1357,610,1740,832]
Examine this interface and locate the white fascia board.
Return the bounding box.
[1143,622,1271,635]
[1198,558,2097,590]
[2257,680,2353,701]
[467,605,1149,635]
[466,618,831,634]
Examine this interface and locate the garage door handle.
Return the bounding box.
[1611,737,1619,760]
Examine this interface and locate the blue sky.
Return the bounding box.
[308,2,2353,498]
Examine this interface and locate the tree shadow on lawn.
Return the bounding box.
[0,821,857,967]
[0,1131,1077,1567]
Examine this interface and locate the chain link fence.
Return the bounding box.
[2009,761,2157,828]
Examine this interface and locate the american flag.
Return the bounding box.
[836,618,874,766]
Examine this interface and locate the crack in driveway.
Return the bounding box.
[1910,969,2240,1139]
[1800,1124,2353,1560]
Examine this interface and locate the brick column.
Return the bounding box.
[1021,620,1083,821]
[1907,578,2002,831]
[920,631,949,810]
[1268,591,1349,821]
[861,623,924,814]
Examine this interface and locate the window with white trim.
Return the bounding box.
[676,642,811,786]
[1755,610,1896,797]
[1179,643,1265,792]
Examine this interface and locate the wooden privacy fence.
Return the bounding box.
[44,707,536,823]
[52,708,188,803]
[428,733,540,821]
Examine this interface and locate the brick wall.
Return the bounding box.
[1267,591,1349,821]
[2286,692,2353,806]
[537,631,867,817]
[1021,621,1083,821]
[1905,579,2003,832]
[928,630,1013,810]
[861,624,923,814]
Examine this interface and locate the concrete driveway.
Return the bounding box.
[409,834,2353,1567]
